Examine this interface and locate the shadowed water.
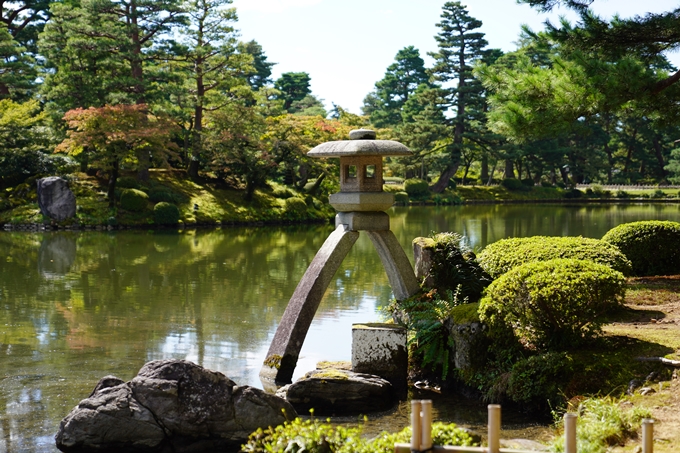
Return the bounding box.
[2,203,680,452]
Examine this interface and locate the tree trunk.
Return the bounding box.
[430,163,459,193]
[307,173,326,195]
[481,154,489,182]
[504,159,514,179]
[653,135,667,182]
[107,160,120,207]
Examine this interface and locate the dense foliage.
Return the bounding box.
[479,258,626,349]
[602,220,680,276]
[425,232,491,303]
[242,417,477,453]
[477,235,632,278]
[153,202,180,225]
[119,189,149,212]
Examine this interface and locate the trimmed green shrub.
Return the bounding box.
[284,197,307,218]
[477,236,632,278]
[404,178,429,199]
[479,259,626,349]
[394,191,409,204]
[602,220,680,276]
[153,202,180,225]
[148,186,186,204]
[116,176,140,189]
[615,190,630,199]
[501,178,523,191]
[507,352,573,407]
[242,417,478,453]
[119,188,149,212]
[520,178,534,187]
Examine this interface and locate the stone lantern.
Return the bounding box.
[260,129,420,389]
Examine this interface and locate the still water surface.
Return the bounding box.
[2,203,680,452]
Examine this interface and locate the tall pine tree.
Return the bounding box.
[428,1,489,192]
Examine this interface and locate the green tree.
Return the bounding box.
[428,1,490,192]
[39,2,131,113]
[170,0,253,180]
[0,99,51,186]
[0,0,52,54]
[239,39,274,91]
[362,46,431,128]
[0,24,36,100]
[274,72,311,112]
[57,104,179,205]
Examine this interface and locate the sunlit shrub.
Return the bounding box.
[404,178,429,199]
[119,188,149,212]
[477,236,632,279]
[602,220,680,276]
[479,259,626,349]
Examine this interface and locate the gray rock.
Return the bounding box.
[37,177,76,221]
[55,359,296,452]
[281,368,395,416]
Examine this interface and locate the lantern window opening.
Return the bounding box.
[365,165,376,179]
[345,165,358,180]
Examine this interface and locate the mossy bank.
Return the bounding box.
[1,170,335,228]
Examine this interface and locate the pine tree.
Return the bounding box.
[362,46,430,128]
[428,1,489,192]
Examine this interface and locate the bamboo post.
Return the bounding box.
[411,400,422,452]
[487,404,500,453]
[421,400,433,451]
[564,413,577,453]
[642,419,654,453]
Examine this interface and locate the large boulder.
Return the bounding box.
[55,360,296,453]
[37,176,76,221]
[278,368,395,416]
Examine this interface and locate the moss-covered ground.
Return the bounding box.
[0,170,335,227]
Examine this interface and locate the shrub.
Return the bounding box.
[394,191,409,204]
[421,232,492,303]
[153,202,180,225]
[652,189,666,198]
[520,178,534,187]
[148,186,186,204]
[119,188,149,212]
[615,190,630,199]
[477,236,632,278]
[116,176,140,189]
[563,188,583,199]
[500,178,523,191]
[242,417,477,453]
[404,178,430,199]
[284,197,308,218]
[479,259,626,349]
[602,220,680,276]
[507,352,573,407]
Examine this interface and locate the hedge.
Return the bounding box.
[478,258,626,349]
[119,188,149,212]
[477,235,632,278]
[404,178,429,199]
[153,202,180,225]
[602,220,680,276]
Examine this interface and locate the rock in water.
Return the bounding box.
[282,368,395,415]
[55,360,296,452]
[37,177,76,221]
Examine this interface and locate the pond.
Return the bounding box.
[2,203,680,452]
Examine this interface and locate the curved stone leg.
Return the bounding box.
[365,230,420,301]
[260,224,359,388]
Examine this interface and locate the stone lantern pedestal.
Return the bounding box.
[260,129,420,389]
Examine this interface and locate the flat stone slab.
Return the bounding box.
[279,368,395,416]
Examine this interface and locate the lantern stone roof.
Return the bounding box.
[307,129,412,158]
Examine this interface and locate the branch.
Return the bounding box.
[635,356,680,367]
[651,69,680,95]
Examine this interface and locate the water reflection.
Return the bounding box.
[2,203,680,452]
